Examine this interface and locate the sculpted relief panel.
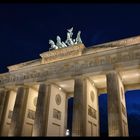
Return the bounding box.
[27,109,35,120]
[88,105,97,119]
[42,44,84,64]
[53,109,61,120]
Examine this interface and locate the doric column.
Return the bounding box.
[32,83,67,136]
[107,71,129,136]
[72,77,86,136]
[0,89,7,125]
[8,86,29,136]
[0,88,11,136]
[32,83,50,136]
[72,77,99,136]
[0,89,11,136]
[0,88,17,136]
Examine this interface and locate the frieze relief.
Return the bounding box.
[134,49,140,59]
[97,36,140,48]
[110,55,117,63]
[0,46,140,86]
[41,43,85,64]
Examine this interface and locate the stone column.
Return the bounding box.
[32,83,50,136]
[0,89,7,124]
[72,77,86,136]
[8,86,29,136]
[72,77,99,136]
[0,90,10,136]
[0,89,10,135]
[107,71,129,136]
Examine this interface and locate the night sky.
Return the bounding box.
[0,3,140,136]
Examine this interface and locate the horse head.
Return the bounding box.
[49,40,54,45]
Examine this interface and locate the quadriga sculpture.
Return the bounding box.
[48,27,83,50]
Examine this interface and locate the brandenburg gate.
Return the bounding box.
[0,28,140,136]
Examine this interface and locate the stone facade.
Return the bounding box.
[0,35,140,136]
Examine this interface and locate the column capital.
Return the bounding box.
[15,84,31,90]
[74,75,86,80]
[4,86,17,92]
[15,84,24,88]
[0,87,5,92]
[0,87,11,93]
[106,70,123,84]
[38,81,51,86]
[106,70,118,75]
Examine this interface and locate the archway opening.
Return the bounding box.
[125,89,140,136]
[99,93,108,136]
[67,97,73,136]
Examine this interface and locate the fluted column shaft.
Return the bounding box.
[8,86,29,136]
[32,84,50,136]
[107,71,129,136]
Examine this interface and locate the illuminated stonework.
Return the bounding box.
[40,43,84,64]
[33,97,37,107]
[0,34,140,137]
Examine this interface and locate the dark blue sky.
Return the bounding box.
[1,4,140,73]
[0,3,140,136]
